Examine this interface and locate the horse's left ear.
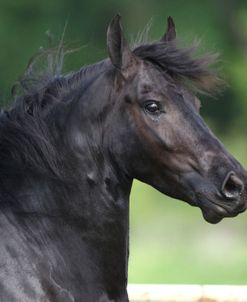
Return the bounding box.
[107,14,138,79]
[161,16,176,42]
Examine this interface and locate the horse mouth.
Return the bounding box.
[200,205,227,224]
[197,198,247,224]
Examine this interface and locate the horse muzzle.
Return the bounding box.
[197,170,247,224]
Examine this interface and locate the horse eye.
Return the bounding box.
[144,101,161,114]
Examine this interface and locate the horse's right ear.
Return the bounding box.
[161,16,176,42]
[107,15,138,79]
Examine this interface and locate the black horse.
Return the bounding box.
[0,16,246,301]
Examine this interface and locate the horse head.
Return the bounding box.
[105,15,247,224]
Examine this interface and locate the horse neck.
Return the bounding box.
[60,69,133,296]
[64,67,133,282]
[0,66,132,300]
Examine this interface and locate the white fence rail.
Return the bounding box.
[128,284,247,302]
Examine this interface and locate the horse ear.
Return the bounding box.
[107,15,137,78]
[161,16,176,42]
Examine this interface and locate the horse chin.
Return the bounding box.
[198,201,229,224]
[201,209,224,224]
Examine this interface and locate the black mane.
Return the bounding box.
[0,38,220,182]
[133,40,220,92]
[12,38,220,114]
[9,37,220,118]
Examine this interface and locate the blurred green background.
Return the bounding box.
[1,0,247,284]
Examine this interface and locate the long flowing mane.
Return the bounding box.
[0,37,220,183]
[13,37,220,112]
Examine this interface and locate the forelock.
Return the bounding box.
[133,40,222,94]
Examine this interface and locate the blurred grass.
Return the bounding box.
[129,134,247,284]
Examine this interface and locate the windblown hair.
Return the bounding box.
[11,34,221,115]
[0,32,221,183]
[133,40,221,93]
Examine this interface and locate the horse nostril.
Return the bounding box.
[221,171,244,200]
